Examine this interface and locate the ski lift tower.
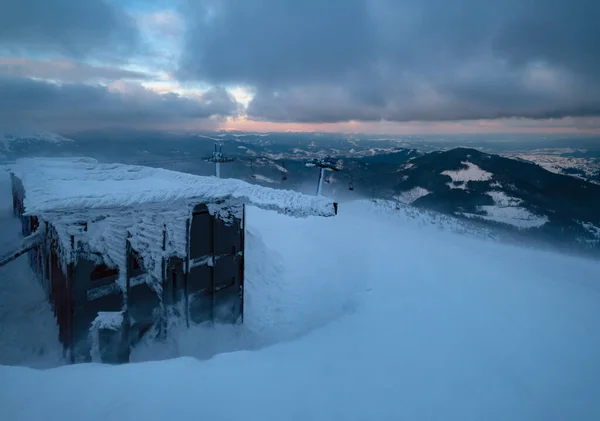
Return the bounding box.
[204,143,234,178]
[305,156,340,196]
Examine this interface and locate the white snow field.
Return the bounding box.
[395,186,430,204]
[461,191,550,229]
[442,161,493,189]
[2,171,600,420]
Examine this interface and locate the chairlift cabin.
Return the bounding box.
[8,157,337,364]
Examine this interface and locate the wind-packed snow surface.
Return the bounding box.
[2,175,600,419]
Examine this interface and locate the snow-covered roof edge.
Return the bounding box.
[8,157,337,218]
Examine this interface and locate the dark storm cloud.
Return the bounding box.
[0,0,139,59]
[0,76,239,130]
[179,0,374,87]
[179,0,600,123]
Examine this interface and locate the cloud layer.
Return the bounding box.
[1,0,599,131]
[0,0,139,59]
[0,58,150,83]
[180,0,600,123]
[0,76,239,130]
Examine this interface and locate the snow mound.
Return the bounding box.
[91,312,124,331]
[442,161,493,189]
[8,157,336,218]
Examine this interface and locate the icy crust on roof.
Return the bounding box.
[8,157,334,300]
[9,157,336,218]
[48,204,192,291]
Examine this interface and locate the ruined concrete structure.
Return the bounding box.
[9,157,336,363]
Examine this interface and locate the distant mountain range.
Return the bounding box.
[392,147,600,250]
[2,129,599,255]
[0,132,73,161]
[503,151,600,185]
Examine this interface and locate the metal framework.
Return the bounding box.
[204,143,234,178]
[306,157,340,196]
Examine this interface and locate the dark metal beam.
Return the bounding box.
[0,231,43,268]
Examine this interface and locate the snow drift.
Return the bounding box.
[1,171,600,420]
[9,157,336,217]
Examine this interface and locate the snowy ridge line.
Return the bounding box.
[8,157,336,218]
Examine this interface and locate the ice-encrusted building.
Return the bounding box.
[8,157,337,363]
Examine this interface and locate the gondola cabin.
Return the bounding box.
[9,157,337,364]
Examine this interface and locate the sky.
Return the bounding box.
[0,0,599,135]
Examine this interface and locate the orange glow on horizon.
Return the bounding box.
[218,117,600,135]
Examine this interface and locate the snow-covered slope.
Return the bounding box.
[393,148,600,249]
[2,164,600,420]
[505,151,600,185]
